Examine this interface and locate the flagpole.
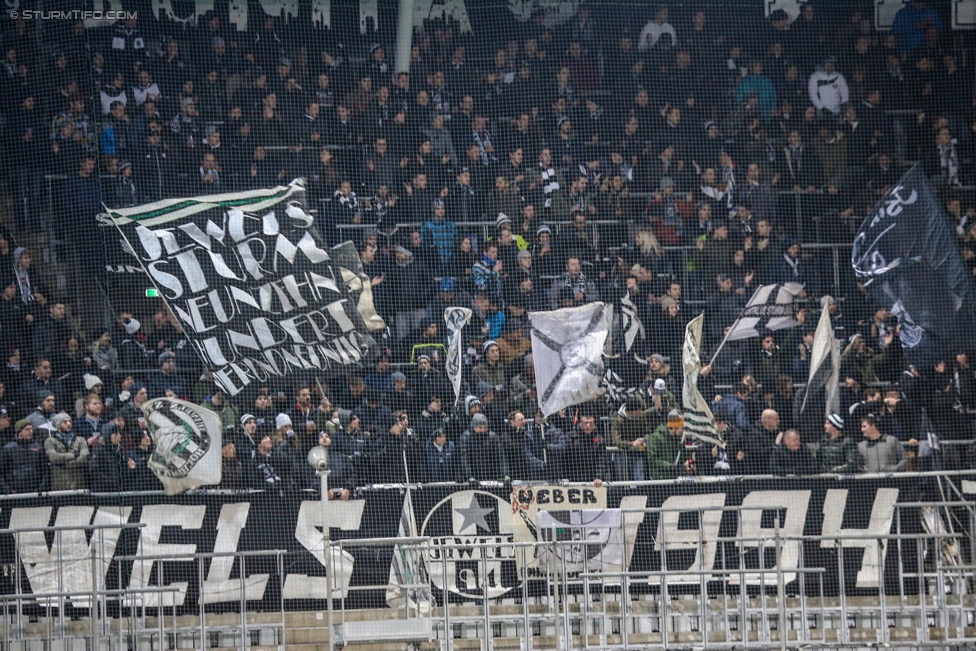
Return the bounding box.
[707,329,729,368]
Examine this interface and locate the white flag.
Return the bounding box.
[801,303,841,415]
[537,509,624,575]
[143,398,222,495]
[725,283,804,341]
[682,314,724,447]
[444,307,472,406]
[529,303,610,416]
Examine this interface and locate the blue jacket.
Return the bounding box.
[713,394,751,430]
[424,438,456,482]
[736,75,777,118]
[420,219,457,266]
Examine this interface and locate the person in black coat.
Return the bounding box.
[766,240,811,287]
[424,428,457,482]
[458,413,510,482]
[0,420,48,494]
[125,431,161,491]
[561,412,609,485]
[90,426,126,492]
[768,430,818,475]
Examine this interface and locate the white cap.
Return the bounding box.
[275,413,293,430]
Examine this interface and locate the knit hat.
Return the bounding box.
[827,413,844,430]
[661,297,677,312]
[417,354,431,364]
[476,381,494,399]
[395,245,412,257]
[482,340,498,353]
[624,396,643,412]
[465,395,481,413]
[212,36,225,49]
[158,351,175,365]
[390,372,407,383]
[84,374,103,391]
[241,413,256,426]
[440,277,456,292]
[536,225,552,237]
[279,56,292,67]
[275,413,292,430]
[15,419,31,435]
[51,412,71,430]
[36,390,55,406]
[666,410,685,428]
[470,413,489,428]
[338,409,355,428]
[432,198,445,210]
[649,353,666,364]
[516,250,531,263]
[495,213,512,229]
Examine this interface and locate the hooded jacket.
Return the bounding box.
[610,403,652,448]
[808,66,849,114]
[44,432,89,491]
[1,438,49,494]
[858,434,907,473]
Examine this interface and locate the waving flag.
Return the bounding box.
[725,283,804,341]
[143,398,222,495]
[530,303,610,416]
[682,314,724,447]
[444,307,472,406]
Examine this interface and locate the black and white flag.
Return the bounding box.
[444,307,472,406]
[619,292,645,354]
[852,164,976,366]
[682,314,724,447]
[802,303,840,415]
[530,303,610,416]
[724,283,804,341]
[105,181,379,396]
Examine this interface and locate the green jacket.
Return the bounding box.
[645,424,686,480]
[816,435,859,474]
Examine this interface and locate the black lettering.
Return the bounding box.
[537,490,550,504]
[568,489,581,504]
[582,489,597,504]
[552,490,564,504]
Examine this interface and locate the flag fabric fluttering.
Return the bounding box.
[530,302,610,416]
[143,398,222,495]
[724,282,805,341]
[851,164,976,367]
[444,307,472,406]
[802,301,841,416]
[681,314,724,448]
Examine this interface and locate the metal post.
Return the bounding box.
[775,517,786,651]
[394,0,415,74]
[198,557,206,651]
[321,469,335,651]
[90,548,98,651]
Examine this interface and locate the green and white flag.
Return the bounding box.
[144,398,222,495]
[682,314,724,447]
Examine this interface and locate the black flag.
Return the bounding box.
[852,165,976,367]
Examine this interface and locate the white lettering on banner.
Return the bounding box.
[729,491,810,586]
[200,503,269,604]
[654,494,726,584]
[282,500,365,600]
[821,488,899,589]
[414,0,472,32]
[9,506,131,608]
[125,505,205,608]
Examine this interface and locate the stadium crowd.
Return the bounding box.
[1,2,976,496]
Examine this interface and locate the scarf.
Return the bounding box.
[562,271,588,294]
[12,247,34,305]
[540,166,559,208]
[782,253,800,276]
[939,143,960,186]
[199,166,219,185]
[335,189,360,212]
[472,129,495,165]
[480,253,497,270]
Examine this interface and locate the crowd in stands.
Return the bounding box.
[2,2,976,496]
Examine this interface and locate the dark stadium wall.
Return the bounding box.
[1,475,963,616]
